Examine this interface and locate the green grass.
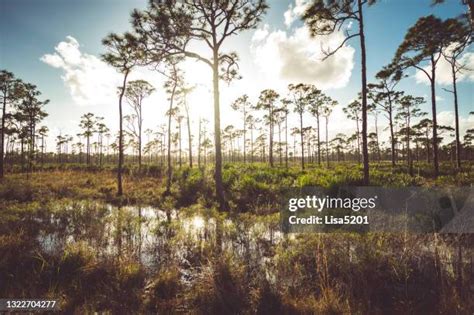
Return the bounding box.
[2,161,473,211]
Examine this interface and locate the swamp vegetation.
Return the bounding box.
[1,162,474,313]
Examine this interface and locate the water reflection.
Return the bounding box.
[3,200,472,313]
[32,200,280,273]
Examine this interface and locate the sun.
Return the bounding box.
[191,216,205,230]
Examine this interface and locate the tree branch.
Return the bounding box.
[413,64,432,81]
[321,32,359,60]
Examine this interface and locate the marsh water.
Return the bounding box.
[4,199,474,313]
[34,200,281,273]
[1,199,291,312]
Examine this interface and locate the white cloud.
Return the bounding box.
[40,36,232,139]
[251,25,355,90]
[415,51,474,86]
[41,36,121,106]
[41,54,65,69]
[284,0,311,28]
[284,8,294,28]
[251,24,269,42]
[437,111,474,143]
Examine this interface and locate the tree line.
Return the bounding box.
[2,70,473,175]
[0,70,48,178]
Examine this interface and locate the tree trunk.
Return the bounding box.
[99,135,102,167]
[197,119,201,168]
[375,113,381,162]
[166,85,176,194]
[407,115,413,176]
[356,118,360,163]
[87,135,90,166]
[300,113,305,170]
[269,107,274,167]
[41,135,45,167]
[117,71,129,196]
[426,128,431,163]
[430,56,439,177]
[451,63,461,169]
[0,85,7,179]
[28,111,35,176]
[278,122,282,165]
[186,104,193,168]
[178,119,182,168]
[243,110,246,163]
[316,113,321,165]
[358,0,370,185]
[212,50,227,210]
[293,136,296,163]
[138,107,142,171]
[285,113,288,168]
[307,138,311,165]
[325,116,329,167]
[389,105,396,167]
[21,139,25,173]
[416,141,419,163]
[251,126,254,163]
[161,133,165,166]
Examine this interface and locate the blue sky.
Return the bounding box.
[1,0,473,149]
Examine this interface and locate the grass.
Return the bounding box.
[3,161,472,210]
[1,161,474,313]
[0,169,164,205]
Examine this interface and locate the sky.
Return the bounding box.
[1,0,473,152]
